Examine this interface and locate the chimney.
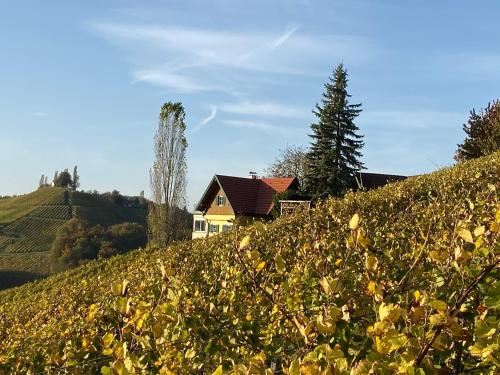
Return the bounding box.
[248,171,258,179]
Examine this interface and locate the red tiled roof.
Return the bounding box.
[196,175,297,216]
[256,178,296,215]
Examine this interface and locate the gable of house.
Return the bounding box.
[196,175,297,217]
[204,185,234,216]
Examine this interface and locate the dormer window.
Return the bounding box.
[216,195,226,206]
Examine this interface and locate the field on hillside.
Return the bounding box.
[0,153,498,374]
[0,187,66,224]
[0,188,147,289]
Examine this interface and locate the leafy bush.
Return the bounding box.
[54,171,73,188]
[0,152,498,374]
[106,222,148,255]
[455,100,500,161]
[50,219,147,272]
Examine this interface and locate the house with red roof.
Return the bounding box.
[191,171,407,239]
[192,174,298,239]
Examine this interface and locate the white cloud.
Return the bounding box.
[192,105,217,133]
[132,69,209,93]
[220,100,309,119]
[269,24,301,50]
[89,21,376,92]
[236,24,301,64]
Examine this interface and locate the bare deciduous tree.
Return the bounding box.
[148,102,188,246]
[264,144,308,182]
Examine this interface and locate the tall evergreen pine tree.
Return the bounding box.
[305,63,364,199]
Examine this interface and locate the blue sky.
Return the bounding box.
[1,1,499,208]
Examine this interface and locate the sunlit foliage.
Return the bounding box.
[0,152,498,374]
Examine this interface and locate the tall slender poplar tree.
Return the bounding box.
[148,102,188,247]
[72,165,80,190]
[305,63,364,199]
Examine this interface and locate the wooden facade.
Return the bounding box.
[193,175,299,239]
[204,186,234,216]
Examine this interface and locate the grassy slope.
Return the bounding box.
[0,188,146,289]
[0,187,67,224]
[0,153,498,373]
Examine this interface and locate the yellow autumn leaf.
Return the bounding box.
[293,316,314,343]
[316,314,336,334]
[367,281,376,294]
[357,231,373,249]
[328,305,343,322]
[86,304,97,322]
[111,282,122,296]
[468,345,483,358]
[239,235,251,250]
[319,277,330,294]
[410,306,425,322]
[300,363,321,375]
[82,336,90,349]
[346,235,356,249]
[375,336,390,354]
[428,300,447,311]
[379,303,402,322]
[490,221,499,233]
[365,255,378,271]
[103,333,114,348]
[386,329,408,352]
[159,367,177,375]
[473,225,485,237]
[289,360,300,375]
[320,276,341,295]
[249,250,260,260]
[428,250,447,263]
[413,290,421,303]
[254,221,267,235]
[111,280,129,296]
[255,261,266,272]
[325,345,344,360]
[429,313,447,326]
[349,213,359,230]
[212,365,223,375]
[458,228,473,243]
[454,247,471,263]
[185,348,196,359]
[274,254,286,273]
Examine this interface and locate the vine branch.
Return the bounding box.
[413,258,499,367]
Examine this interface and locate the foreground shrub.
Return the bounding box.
[0,152,498,374]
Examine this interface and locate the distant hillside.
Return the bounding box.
[0,187,147,289]
[0,153,497,373]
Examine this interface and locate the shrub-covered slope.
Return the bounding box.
[0,153,498,374]
[0,188,146,289]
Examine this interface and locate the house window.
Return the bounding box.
[216,195,226,206]
[221,224,232,232]
[209,224,220,233]
[194,219,206,232]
